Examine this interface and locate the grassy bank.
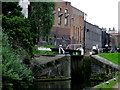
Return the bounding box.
[98,53,120,65]
[95,76,119,89]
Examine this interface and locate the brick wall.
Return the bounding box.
[53,2,72,28]
[49,2,85,48]
[70,6,84,46]
[50,2,72,48]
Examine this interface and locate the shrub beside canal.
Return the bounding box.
[2,34,34,90]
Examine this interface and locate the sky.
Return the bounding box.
[65,0,119,31]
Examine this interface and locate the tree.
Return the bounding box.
[2,2,22,18]
[29,2,55,43]
[2,15,34,57]
[2,2,34,57]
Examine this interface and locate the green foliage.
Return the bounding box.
[2,15,34,57]
[2,2,35,58]
[35,51,58,55]
[98,53,120,65]
[2,33,34,90]
[43,45,56,48]
[29,2,56,42]
[2,2,22,18]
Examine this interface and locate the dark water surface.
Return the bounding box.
[29,79,101,90]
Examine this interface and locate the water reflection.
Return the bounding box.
[30,80,71,89]
[29,79,100,89]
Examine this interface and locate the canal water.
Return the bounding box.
[29,79,100,89]
[29,75,101,89]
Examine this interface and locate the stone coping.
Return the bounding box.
[91,55,120,70]
[35,55,66,65]
[35,76,71,82]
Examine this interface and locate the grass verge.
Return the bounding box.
[95,76,119,89]
[34,45,58,55]
[98,53,120,65]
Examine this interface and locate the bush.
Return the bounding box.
[2,33,34,90]
[2,15,34,57]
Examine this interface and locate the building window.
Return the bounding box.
[65,9,67,13]
[58,17,61,25]
[65,18,68,25]
[58,8,62,25]
[65,9,69,25]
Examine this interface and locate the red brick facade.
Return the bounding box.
[70,6,84,46]
[50,2,85,48]
[110,33,120,50]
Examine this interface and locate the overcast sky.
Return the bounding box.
[65,0,119,31]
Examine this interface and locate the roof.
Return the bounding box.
[85,21,102,30]
[72,6,84,17]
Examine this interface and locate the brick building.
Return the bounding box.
[28,1,105,53]
[49,1,72,48]
[28,1,85,48]
[49,2,85,48]
[110,33,120,51]
[70,6,84,46]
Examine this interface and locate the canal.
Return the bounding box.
[28,55,118,90]
[29,56,103,89]
[29,75,100,89]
